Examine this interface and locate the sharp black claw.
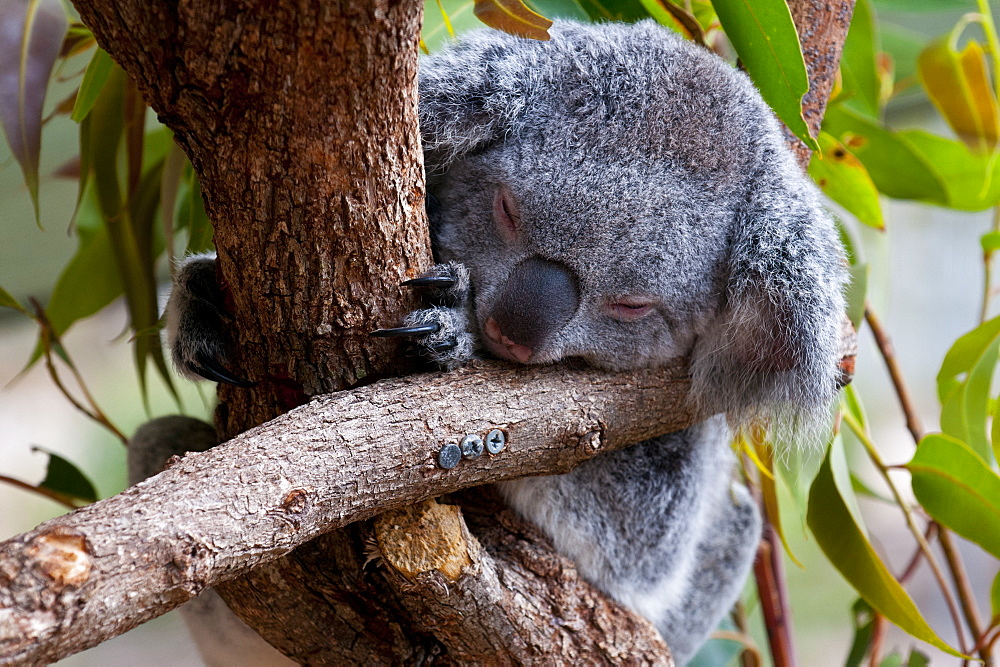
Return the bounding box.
[429,340,458,352]
[401,276,457,288]
[193,353,257,388]
[370,323,441,337]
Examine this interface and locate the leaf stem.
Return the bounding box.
[864,306,925,443]
[940,527,993,664]
[0,474,77,510]
[842,412,970,655]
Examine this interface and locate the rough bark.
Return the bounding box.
[6,0,858,663]
[0,362,691,664]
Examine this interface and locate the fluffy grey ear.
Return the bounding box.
[691,144,847,430]
[419,31,530,168]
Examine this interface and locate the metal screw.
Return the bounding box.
[461,434,484,459]
[486,429,506,454]
[438,443,462,469]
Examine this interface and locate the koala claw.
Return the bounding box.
[370,323,441,338]
[192,353,257,388]
[401,275,457,288]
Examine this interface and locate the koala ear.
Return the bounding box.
[419,32,530,168]
[690,147,847,430]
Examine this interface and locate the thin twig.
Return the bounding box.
[843,413,970,655]
[868,613,887,667]
[940,528,993,664]
[753,533,797,667]
[863,306,924,443]
[0,475,78,510]
[897,523,938,584]
[29,299,128,444]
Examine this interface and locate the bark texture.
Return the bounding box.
[0,362,691,664]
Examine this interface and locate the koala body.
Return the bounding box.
[151,19,846,665]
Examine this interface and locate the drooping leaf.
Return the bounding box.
[908,434,1000,560]
[822,105,948,204]
[809,131,884,229]
[0,286,27,314]
[918,35,999,153]
[900,130,1000,211]
[32,446,99,505]
[839,0,882,118]
[807,443,964,656]
[712,0,815,150]
[936,315,1000,463]
[474,0,553,40]
[845,599,876,667]
[0,0,69,224]
[70,47,113,122]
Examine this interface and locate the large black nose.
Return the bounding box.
[485,256,580,356]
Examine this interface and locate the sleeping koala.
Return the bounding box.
[148,19,846,665]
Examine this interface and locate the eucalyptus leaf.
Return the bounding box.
[809,131,884,229]
[839,0,882,118]
[822,105,948,204]
[0,286,27,314]
[908,434,1000,559]
[32,446,98,505]
[808,444,963,656]
[712,0,815,150]
[473,0,553,40]
[0,0,69,224]
[900,130,1000,211]
[992,568,1000,620]
[70,47,113,122]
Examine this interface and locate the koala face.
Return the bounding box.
[430,141,735,371]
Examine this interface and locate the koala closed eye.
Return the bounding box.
[603,297,655,322]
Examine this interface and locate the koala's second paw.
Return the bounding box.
[372,262,478,369]
[166,253,255,387]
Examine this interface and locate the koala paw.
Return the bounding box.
[165,253,255,387]
[372,262,478,369]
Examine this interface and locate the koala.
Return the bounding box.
[145,19,846,666]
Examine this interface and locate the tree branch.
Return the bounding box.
[0,361,693,664]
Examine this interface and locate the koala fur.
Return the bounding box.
[148,19,846,666]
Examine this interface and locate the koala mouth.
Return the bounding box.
[483,317,534,363]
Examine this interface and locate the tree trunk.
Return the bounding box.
[21,0,856,662]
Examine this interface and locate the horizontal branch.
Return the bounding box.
[0,360,694,664]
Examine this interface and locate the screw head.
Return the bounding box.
[461,434,484,459]
[438,443,462,469]
[486,429,506,454]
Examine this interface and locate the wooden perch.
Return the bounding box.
[0,360,693,664]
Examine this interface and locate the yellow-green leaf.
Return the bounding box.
[809,131,884,229]
[839,0,882,118]
[474,0,552,40]
[70,47,112,122]
[991,568,1000,620]
[918,35,999,153]
[808,443,963,656]
[0,286,27,314]
[909,434,1000,559]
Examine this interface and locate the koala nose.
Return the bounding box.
[484,256,580,361]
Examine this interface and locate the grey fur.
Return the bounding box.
[156,19,845,665]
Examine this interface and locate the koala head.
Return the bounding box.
[420,20,847,428]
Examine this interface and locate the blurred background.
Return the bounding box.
[2,0,999,664]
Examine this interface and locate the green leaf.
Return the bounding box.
[839,0,882,118]
[982,231,1000,253]
[808,443,963,657]
[70,47,113,122]
[712,0,815,150]
[918,35,999,153]
[845,599,875,667]
[822,105,948,204]
[936,315,1000,463]
[32,446,98,504]
[809,131,884,229]
[0,0,69,224]
[900,130,1000,211]
[908,434,1000,560]
[0,286,28,314]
